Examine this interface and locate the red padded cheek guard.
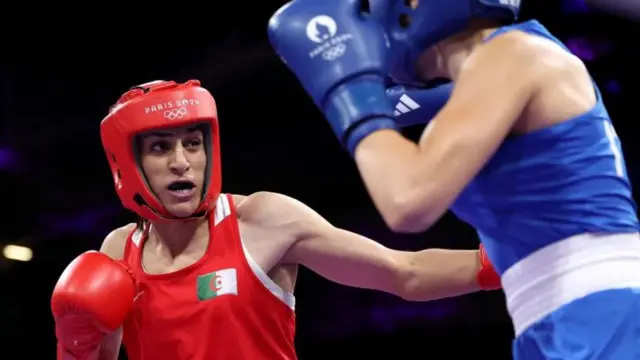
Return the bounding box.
[100,80,222,222]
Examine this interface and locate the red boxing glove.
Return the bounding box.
[52,251,137,359]
[476,244,501,290]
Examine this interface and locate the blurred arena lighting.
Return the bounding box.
[3,244,33,262]
[605,80,621,94]
[565,38,596,61]
[586,0,640,20]
[0,147,18,170]
[562,0,589,13]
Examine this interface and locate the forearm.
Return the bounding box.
[398,249,482,301]
[98,346,119,360]
[354,130,440,232]
[98,328,122,360]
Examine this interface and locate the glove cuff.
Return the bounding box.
[476,244,501,290]
[387,82,453,128]
[324,76,398,155]
[56,323,103,359]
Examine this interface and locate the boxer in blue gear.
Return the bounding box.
[269,0,640,359]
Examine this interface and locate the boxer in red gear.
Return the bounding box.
[51,80,500,360]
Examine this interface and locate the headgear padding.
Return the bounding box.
[369,0,520,85]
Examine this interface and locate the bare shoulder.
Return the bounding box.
[235,191,302,220]
[484,30,595,122]
[452,30,576,112]
[464,31,544,85]
[481,30,585,81]
[234,191,326,231]
[100,223,136,260]
[230,194,248,206]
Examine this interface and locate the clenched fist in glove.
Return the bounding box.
[52,251,137,359]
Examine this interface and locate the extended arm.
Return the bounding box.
[245,192,499,301]
[287,226,491,301]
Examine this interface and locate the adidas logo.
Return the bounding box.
[393,94,421,116]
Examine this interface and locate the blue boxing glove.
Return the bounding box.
[386,82,453,128]
[268,0,396,155]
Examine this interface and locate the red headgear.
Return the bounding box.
[100,80,221,222]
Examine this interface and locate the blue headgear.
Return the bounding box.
[369,0,521,85]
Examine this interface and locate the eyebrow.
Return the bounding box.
[142,126,201,138]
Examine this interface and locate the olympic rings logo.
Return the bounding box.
[322,44,347,61]
[164,107,187,120]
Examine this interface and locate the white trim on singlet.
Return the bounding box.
[502,232,640,337]
[214,194,232,225]
[240,240,296,310]
[218,195,296,311]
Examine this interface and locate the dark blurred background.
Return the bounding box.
[1,0,639,359]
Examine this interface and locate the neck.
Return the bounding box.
[148,217,209,258]
[419,20,500,81]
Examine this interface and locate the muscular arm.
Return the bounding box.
[353,34,540,232]
[287,225,482,301]
[241,192,483,301]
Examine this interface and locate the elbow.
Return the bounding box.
[396,277,419,302]
[384,211,429,234]
[380,191,442,234]
[391,257,421,301]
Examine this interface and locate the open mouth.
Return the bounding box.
[167,180,196,194]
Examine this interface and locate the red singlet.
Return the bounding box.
[121,194,297,359]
